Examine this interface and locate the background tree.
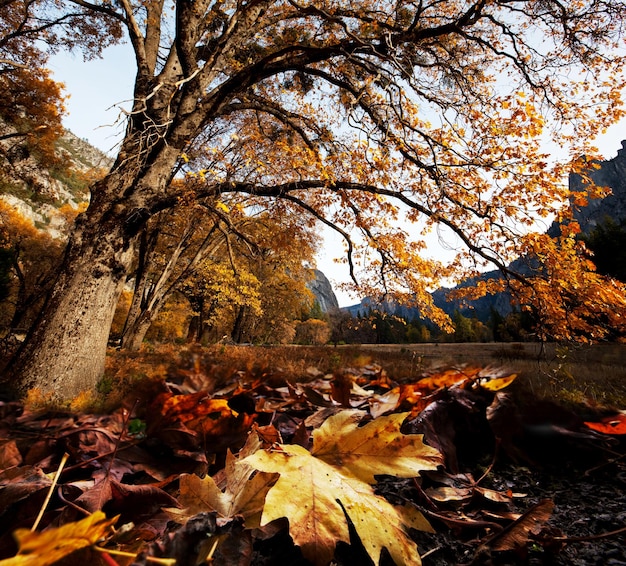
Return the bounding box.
[117,197,230,350]
[179,212,317,345]
[5,0,626,401]
[295,318,331,345]
[583,216,626,283]
[0,202,65,331]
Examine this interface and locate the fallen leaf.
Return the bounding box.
[584,412,626,435]
[245,411,440,565]
[245,443,429,566]
[175,434,277,529]
[479,499,554,553]
[478,372,518,391]
[148,392,254,453]
[0,441,22,469]
[368,388,401,418]
[311,410,442,484]
[0,511,117,566]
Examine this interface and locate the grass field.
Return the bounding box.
[103,341,626,410]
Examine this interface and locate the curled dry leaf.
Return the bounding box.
[173,433,278,529]
[479,499,555,553]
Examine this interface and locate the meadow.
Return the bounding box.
[102,341,626,410]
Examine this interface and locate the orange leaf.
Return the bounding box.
[584,412,626,435]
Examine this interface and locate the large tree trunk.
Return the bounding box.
[5,210,135,400]
[4,140,183,401]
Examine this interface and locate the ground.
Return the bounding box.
[0,343,625,565]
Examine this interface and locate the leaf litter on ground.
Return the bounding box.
[0,349,624,565]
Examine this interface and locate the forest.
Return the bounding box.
[1,0,626,564]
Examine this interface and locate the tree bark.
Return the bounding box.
[5,213,134,400]
[120,311,154,351]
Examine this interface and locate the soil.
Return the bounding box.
[411,460,626,566]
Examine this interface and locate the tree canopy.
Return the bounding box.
[3,0,626,401]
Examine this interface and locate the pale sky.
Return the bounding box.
[49,45,626,307]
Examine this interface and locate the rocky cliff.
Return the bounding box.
[569,141,626,231]
[0,123,112,236]
[307,269,340,312]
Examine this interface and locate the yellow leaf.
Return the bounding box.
[0,512,117,566]
[244,410,441,565]
[246,444,429,566]
[312,410,442,484]
[479,373,518,391]
[215,201,230,213]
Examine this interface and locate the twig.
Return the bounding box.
[584,452,626,477]
[422,508,503,532]
[57,486,91,517]
[61,439,142,474]
[475,439,500,486]
[95,547,176,565]
[536,524,626,544]
[31,452,69,531]
[420,545,443,559]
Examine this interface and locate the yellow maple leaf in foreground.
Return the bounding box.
[245,410,442,566]
[0,511,117,566]
[312,410,442,483]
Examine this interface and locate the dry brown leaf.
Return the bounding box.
[174,433,277,529]
[0,441,22,469]
[481,499,554,552]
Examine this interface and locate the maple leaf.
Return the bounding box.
[174,433,278,529]
[311,410,442,484]
[0,511,117,566]
[245,410,441,565]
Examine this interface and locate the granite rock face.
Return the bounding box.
[569,141,626,232]
[307,269,339,312]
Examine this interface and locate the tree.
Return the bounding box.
[295,318,331,345]
[0,201,65,331]
[118,195,231,350]
[0,0,121,163]
[179,212,317,345]
[583,216,626,283]
[5,0,626,401]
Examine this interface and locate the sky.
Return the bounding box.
[49,45,626,307]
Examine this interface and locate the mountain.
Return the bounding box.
[567,140,626,232]
[0,121,112,236]
[307,269,340,312]
[346,140,626,321]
